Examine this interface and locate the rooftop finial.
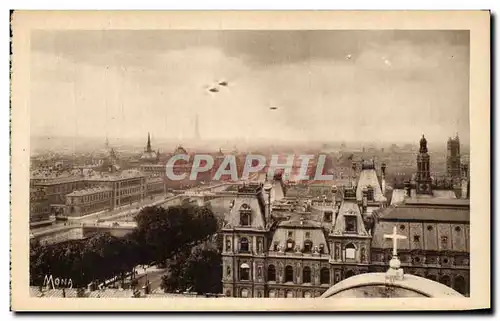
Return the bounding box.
[384,226,407,281]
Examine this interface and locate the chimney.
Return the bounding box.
[362,187,368,213]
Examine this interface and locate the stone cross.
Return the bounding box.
[384,226,407,257]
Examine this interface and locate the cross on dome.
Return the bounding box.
[384,226,407,257]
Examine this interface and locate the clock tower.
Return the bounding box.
[416,135,433,195]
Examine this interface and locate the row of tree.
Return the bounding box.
[30,204,222,293]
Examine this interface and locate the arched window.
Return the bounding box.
[225,239,231,251]
[267,265,276,282]
[240,238,249,253]
[303,291,312,298]
[286,290,294,298]
[320,268,330,284]
[303,266,312,283]
[285,265,294,283]
[345,270,355,279]
[345,243,356,260]
[453,276,467,295]
[268,290,276,298]
[303,240,313,253]
[439,275,451,287]
[239,263,250,281]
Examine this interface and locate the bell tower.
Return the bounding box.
[416,135,432,195]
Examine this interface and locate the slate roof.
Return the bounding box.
[379,204,469,223]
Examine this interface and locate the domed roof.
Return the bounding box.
[174,145,188,155]
[320,272,464,298]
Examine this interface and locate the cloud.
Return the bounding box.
[30,30,470,144]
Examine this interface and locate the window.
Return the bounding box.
[427,225,433,231]
[285,266,294,283]
[320,268,330,284]
[345,243,356,260]
[400,224,405,231]
[305,232,311,239]
[239,263,250,281]
[319,244,325,254]
[366,186,374,201]
[268,290,276,298]
[240,288,249,298]
[286,291,294,298]
[226,266,231,276]
[345,270,355,279]
[324,211,332,222]
[303,292,312,298]
[288,231,293,238]
[273,242,279,251]
[267,265,276,282]
[413,235,420,242]
[286,239,295,252]
[303,240,313,253]
[345,216,357,233]
[226,240,231,251]
[240,238,249,253]
[303,266,312,283]
[240,212,251,226]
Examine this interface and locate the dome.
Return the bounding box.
[321,270,464,298]
[174,145,188,155]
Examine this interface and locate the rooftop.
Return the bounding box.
[66,186,113,197]
[379,204,469,223]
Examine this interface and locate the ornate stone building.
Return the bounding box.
[220,135,470,298]
[221,163,388,298]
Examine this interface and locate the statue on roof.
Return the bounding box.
[419,134,428,153]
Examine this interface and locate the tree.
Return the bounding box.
[134,204,218,265]
[161,243,222,295]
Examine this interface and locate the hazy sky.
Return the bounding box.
[30,30,470,144]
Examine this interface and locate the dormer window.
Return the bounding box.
[345,216,357,233]
[303,240,313,253]
[239,204,251,226]
[286,239,295,252]
[324,211,333,223]
[366,186,374,201]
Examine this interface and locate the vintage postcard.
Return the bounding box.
[11,11,490,311]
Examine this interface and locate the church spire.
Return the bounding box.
[146,132,152,152]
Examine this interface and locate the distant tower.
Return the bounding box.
[146,132,152,153]
[415,135,433,195]
[194,114,201,141]
[447,134,461,181]
[105,136,110,150]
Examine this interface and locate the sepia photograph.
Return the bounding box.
[10,11,490,311]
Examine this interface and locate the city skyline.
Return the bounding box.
[30,30,470,145]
